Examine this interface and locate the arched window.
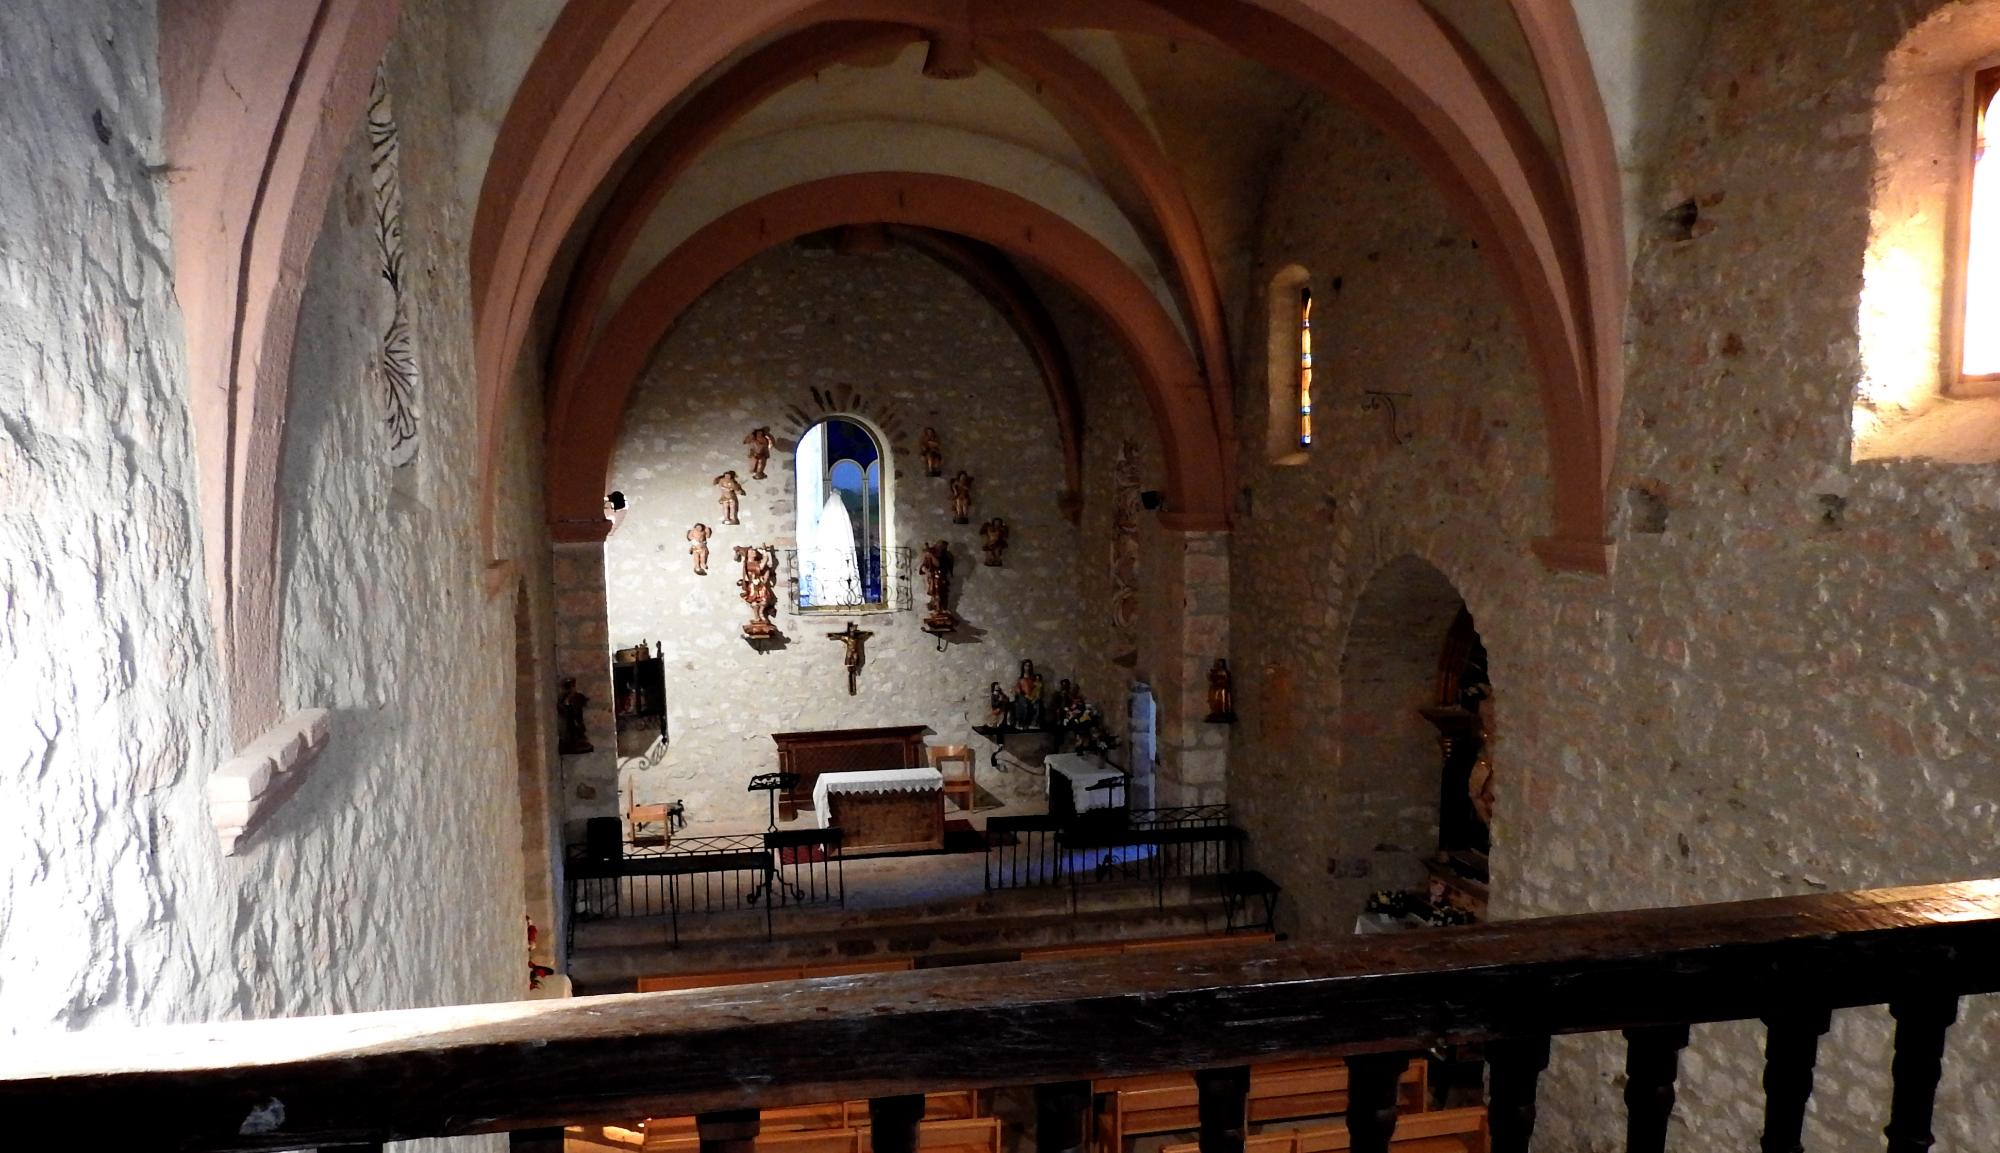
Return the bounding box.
[795,416,889,609]
[1265,266,1314,465]
[1960,65,2000,383]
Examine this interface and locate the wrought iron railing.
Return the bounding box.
[984,805,1242,899]
[782,545,913,612]
[567,827,845,947]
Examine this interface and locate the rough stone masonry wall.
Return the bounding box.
[1228,92,1554,942]
[2,0,533,1052]
[602,244,1091,831]
[1514,2,2000,1149]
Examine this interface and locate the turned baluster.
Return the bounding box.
[1194,1065,1252,1153]
[1884,997,1960,1153]
[1035,1080,1093,1153]
[1345,1053,1413,1153]
[1759,1009,1832,1153]
[871,1094,927,1153]
[698,1108,761,1153]
[1622,1025,1690,1153]
[1486,1034,1552,1153]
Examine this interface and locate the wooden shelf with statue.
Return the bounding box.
[612,640,667,758]
[971,662,1119,768]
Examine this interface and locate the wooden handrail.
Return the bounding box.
[7,880,2000,1151]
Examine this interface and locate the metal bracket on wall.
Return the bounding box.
[1362,390,1415,445]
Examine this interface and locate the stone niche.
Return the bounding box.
[603,242,1112,831]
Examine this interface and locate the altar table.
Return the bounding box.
[1045,753,1127,815]
[813,767,946,854]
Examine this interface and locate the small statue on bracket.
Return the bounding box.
[686,522,712,575]
[1009,658,1045,730]
[557,677,593,754]
[826,621,874,696]
[736,544,778,638]
[1205,658,1237,723]
[979,517,1009,566]
[986,681,1011,727]
[743,426,775,480]
[919,426,944,477]
[714,470,746,525]
[949,470,974,524]
[919,539,957,632]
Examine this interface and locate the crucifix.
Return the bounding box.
[826,621,873,696]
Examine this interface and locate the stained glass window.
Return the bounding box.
[1963,67,2000,381]
[1299,287,1315,447]
[795,417,887,608]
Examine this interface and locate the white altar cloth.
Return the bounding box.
[813,767,944,828]
[1044,752,1126,812]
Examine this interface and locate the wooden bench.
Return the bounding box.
[643,1091,983,1147]
[644,1114,997,1153]
[1093,1059,1426,1153]
[1158,1106,1488,1153]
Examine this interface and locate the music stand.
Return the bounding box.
[748,771,800,832]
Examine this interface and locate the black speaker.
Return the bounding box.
[584,816,623,862]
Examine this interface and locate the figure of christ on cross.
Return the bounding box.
[826,621,873,696]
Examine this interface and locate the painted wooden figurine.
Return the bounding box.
[919,539,956,631]
[919,426,944,477]
[949,470,973,524]
[1205,658,1237,722]
[736,544,778,638]
[743,426,775,480]
[826,621,873,696]
[714,470,746,525]
[686,523,712,575]
[979,517,1009,566]
[557,677,593,754]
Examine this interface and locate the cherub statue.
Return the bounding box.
[686,522,712,575]
[743,427,775,480]
[714,470,746,525]
[919,427,944,477]
[736,544,777,637]
[949,470,973,523]
[979,517,1009,566]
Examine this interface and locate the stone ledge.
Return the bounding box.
[209,708,333,855]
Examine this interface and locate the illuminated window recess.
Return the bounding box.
[1299,288,1314,448]
[1963,68,2000,382]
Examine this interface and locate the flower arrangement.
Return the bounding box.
[1364,888,1475,928]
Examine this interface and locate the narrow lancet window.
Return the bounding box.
[1299,287,1315,448]
[795,417,888,609]
[1963,67,2000,381]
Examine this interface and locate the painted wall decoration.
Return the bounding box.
[366,68,419,468]
[1111,439,1141,635]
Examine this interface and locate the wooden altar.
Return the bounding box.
[769,725,928,820]
[814,768,946,854]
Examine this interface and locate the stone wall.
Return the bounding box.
[2,0,540,1054]
[1233,6,2000,1151]
[602,243,1098,831]
[1228,91,1552,941]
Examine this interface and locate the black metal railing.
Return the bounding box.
[782,545,913,612]
[984,805,1243,900]
[567,826,845,947]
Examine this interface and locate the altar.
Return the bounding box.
[813,767,946,854]
[1045,752,1127,816]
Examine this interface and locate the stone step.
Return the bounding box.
[569,879,1240,992]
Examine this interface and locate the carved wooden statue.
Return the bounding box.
[1205,658,1237,722]
[826,621,874,696]
[714,470,746,525]
[1009,658,1044,729]
[736,544,778,638]
[949,470,973,523]
[919,539,956,631]
[919,426,944,477]
[557,677,593,754]
[744,426,775,480]
[979,517,1009,566]
[686,523,712,575]
[986,681,1010,727]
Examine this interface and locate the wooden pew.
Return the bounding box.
[1092,1059,1425,1153]
[1158,1106,1488,1153]
[643,1091,983,1150]
[1020,932,1276,961]
[856,1116,1003,1153]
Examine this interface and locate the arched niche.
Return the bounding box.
[1334,554,1491,926]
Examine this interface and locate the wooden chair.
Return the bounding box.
[928,745,977,812]
[626,798,674,847]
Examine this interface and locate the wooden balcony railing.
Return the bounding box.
[6,880,2000,1153]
